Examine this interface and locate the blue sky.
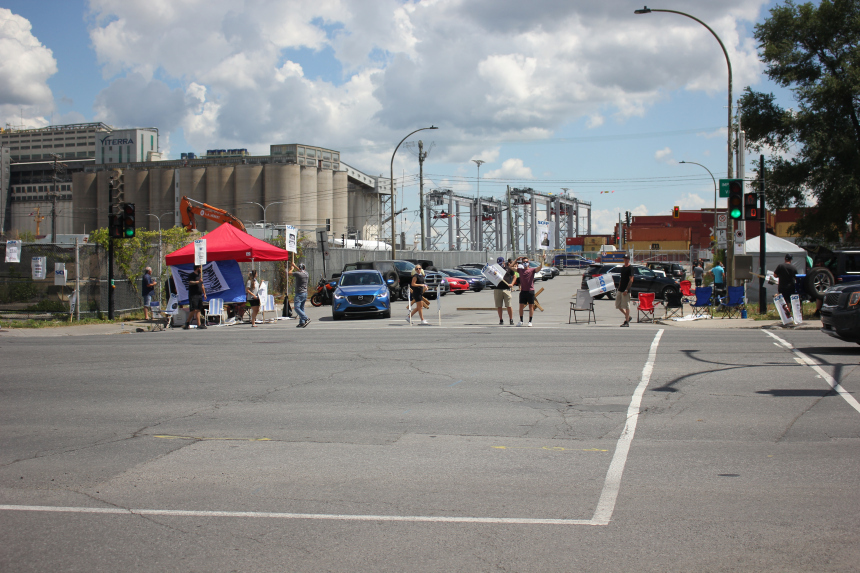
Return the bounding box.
[0,0,799,236]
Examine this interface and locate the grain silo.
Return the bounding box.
[148,169,176,229]
[316,169,333,235]
[299,166,317,230]
[233,164,263,225]
[72,171,98,234]
[178,167,206,230]
[332,171,348,240]
[264,163,301,234]
[205,165,234,231]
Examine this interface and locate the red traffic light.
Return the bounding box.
[673,206,680,219]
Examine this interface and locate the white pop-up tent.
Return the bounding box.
[743,233,807,303]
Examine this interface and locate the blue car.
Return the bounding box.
[332,270,392,321]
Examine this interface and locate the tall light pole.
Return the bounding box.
[391,126,438,259]
[679,161,718,255]
[472,159,485,251]
[243,201,285,240]
[147,211,174,300]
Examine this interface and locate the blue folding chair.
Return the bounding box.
[690,286,712,318]
[719,286,745,319]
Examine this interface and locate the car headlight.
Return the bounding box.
[333,292,344,300]
[850,292,860,307]
[376,290,388,299]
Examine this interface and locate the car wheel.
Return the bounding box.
[606,291,616,300]
[805,267,834,300]
[661,286,679,300]
[594,293,605,300]
[382,310,391,319]
[332,312,344,321]
[455,291,464,295]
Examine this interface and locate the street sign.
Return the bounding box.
[717,213,727,229]
[717,229,727,248]
[719,179,735,198]
[734,228,745,244]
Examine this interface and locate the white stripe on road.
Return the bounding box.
[0,504,592,525]
[764,330,860,415]
[591,329,665,525]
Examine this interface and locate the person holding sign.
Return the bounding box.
[183,264,207,330]
[514,253,544,327]
[246,269,262,327]
[493,257,514,325]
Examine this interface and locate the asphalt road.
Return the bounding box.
[1,275,859,572]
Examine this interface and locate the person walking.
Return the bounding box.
[616,254,633,327]
[493,256,514,325]
[709,261,726,301]
[141,266,156,319]
[408,264,430,325]
[692,261,704,290]
[774,254,798,302]
[514,253,544,327]
[183,264,207,330]
[245,269,261,327]
[289,259,310,327]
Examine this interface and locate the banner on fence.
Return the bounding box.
[32,257,46,280]
[586,273,617,296]
[170,260,245,304]
[194,239,207,265]
[5,240,21,263]
[54,263,67,286]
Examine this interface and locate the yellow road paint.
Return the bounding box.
[153,435,271,441]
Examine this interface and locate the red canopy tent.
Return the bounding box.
[165,223,291,265]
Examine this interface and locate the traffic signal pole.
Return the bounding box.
[759,155,767,314]
[108,237,115,320]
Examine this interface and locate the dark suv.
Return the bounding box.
[581,263,621,299]
[339,260,444,300]
[803,250,860,300]
[645,262,686,281]
[820,283,860,344]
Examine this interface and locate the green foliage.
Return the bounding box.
[0,265,40,303]
[740,0,860,241]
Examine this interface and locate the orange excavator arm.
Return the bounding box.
[180,196,246,233]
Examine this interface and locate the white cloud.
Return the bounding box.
[483,158,533,180]
[676,193,708,210]
[0,8,57,126]
[654,147,676,164]
[590,208,622,235]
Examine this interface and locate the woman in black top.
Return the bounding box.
[246,270,261,327]
[408,265,428,324]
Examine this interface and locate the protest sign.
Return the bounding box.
[586,273,617,297]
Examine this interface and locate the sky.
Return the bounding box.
[0,0,799,237]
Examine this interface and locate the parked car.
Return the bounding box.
[645,262,687,281]
[425,270,450,297]
[548,266,560,278]
[331,270,392,321]
[553,254,594,268]
[580,263,680,300]
[338,260,444,300]
[820,283,860,344]
[441,269,484,292]
[802,250,860,300]
[402,258,439,271]
[525,261,550,281]
[454,267,488,291]
[442,274,470,294]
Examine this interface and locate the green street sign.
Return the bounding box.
[719,178,742,198]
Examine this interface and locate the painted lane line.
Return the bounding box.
[764,330,860,415]
[0,505,592,525]
[449,380,463,387]
[591,329,664,526]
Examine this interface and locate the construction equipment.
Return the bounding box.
[179,196,246,233]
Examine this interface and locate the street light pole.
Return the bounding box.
[390,126,438,259]
[243,201,285,240]
[147,212,173,300]
[679,161,718,258]
[472,159,485,251]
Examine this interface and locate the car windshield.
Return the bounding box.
[393,261,415,272]
[636,267,657,278]
[460,268,481,276]
[340,272,382,287]
[443,269,469,277]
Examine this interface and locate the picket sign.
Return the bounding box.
[773,293,793,325]
[587,273,617,297]
[790,294,803,325]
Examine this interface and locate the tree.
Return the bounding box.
[740,0,860,241]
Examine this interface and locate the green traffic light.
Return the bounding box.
[124,228,134,237]
[730,208,742,219]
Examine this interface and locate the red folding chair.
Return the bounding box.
[679,280,694,303]
[637,292,659,323]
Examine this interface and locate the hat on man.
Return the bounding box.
[785,254,793,261]
[497,256,505,264]
[623,254,630,260]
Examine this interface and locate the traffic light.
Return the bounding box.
[744,192,760,220]
[108,213,124,239]
[121,203,135,238]
[727,179,744,220]
[109,169,124,204]
[673,206,680,219]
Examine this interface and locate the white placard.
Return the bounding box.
[586,273,617,296]
[5,240,21,263]
[717,213,727,229]
[257,280,268,302]
[537,220,553,250]
[481,263,506,286]
[734,242,746,255]
[32,257,46,280]
[285,225,298,253]
[734,228,745,244]
[194,239,207,265]
[69,292,76,313]
[54,262,67,286]
[717,229,727,248]
[790,294,802,325]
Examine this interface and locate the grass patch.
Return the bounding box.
[0,310,147,329]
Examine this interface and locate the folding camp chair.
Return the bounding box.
[690,286,712,318]
[205,297,225,326]
[663,291,684,319]
[679,280,694,303]
[569,289,596,324]
[719,286,745,319]
[636,292,659,323]
[259,295,277,322]
[148,302,170,332]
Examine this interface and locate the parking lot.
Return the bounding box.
[1,273,859,572]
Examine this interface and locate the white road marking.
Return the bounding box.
[0,331,666,527]
[764,330,860,415]
[591,329,665,525]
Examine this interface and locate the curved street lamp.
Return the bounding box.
[634,7,733,180]
[391,126,438,259]
[243,201,285,240]
[679,161,718,252]
[147,211,174,299]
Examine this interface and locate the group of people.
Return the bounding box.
[491,254,545,327]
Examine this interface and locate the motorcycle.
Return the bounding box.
[310,276,337,307]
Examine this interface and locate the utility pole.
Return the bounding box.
[418,141,428,250]
[49,154,67,243]
[759,154,767,314]
[506,186,515,258]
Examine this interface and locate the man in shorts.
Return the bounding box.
[493,256,514,325]
[692,261,704,289]
[616,254,633,327]
[514,253,544,327]
[141,266,156,319]
[183,264,207,330]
